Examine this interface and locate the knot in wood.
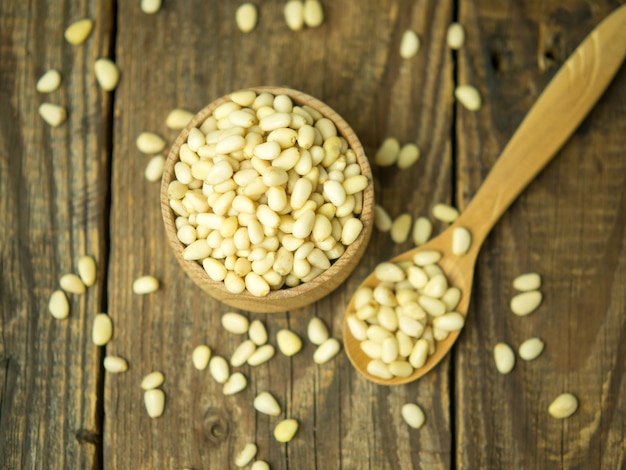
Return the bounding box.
[203,408,230,445]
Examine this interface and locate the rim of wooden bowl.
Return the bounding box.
[160,86,374,313]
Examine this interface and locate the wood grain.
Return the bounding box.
[0,0,113,468]
[455,0,626,468]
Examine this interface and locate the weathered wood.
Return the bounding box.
[455,1,626,468]
[0,0,114,468]
[106,0,453,468]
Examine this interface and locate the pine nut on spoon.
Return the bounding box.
[343,5,626,385]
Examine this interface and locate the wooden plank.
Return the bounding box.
[455,0,626,467]
[106,0,454,467]
[0,0,114,468]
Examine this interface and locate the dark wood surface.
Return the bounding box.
[1,0,625,468]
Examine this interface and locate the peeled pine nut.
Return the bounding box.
[166,108,194,130]
[455,85,482,111]
[366,359,392,379]
[401,403,425,429]
[374,137,400,166]
[136,132,166,154]
[132,275,159,294]
[375,262,406,283]
[236,3,258,33]
[277,329,302,356]
[60,273,86,294]
[397,143,420,169]
[209,356,230,383]
[36,69,62,93]
[144,389,165,418]
[234,443,257,468]
[39,103,67,127]
[192,345,211,370]
[314,338,341,364]
[145,155,165,182]
[446,23,465,49]
[230,340,256,367]
[307,317,329,345]
[493,342,515,374]
[141,371,165,390]
[409,339,429,369]
[518,337,544,361]
[347,315,368,341]
[412,217,432,245]
[222,312,249,334]
[254,392,282,416]
[251,461,270,470]
[390,214,412,243]
[510,291,542,316]
[432,203,459,223]
[413,250,441,266]
[140,0,162,14]
[64,18,93,45]
[274,419,299,443]
[223,372,247,395]
[303,0,324,28]
[48,290,70,319]
[389,360,413,377]
[77,255,97,286]
[104,356,128,373]
[248,319,268,345]
[248,344,275,366]
[513,272,541,291]
[452,227,471,255]
[94,58,120,91]
[548,393,578,419]
[92,313,113,346]
[399,30,420,59]
[284,0,305,31]
[374,204,392,232]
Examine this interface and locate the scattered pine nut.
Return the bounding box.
[284,0,305,31]
[136,132,167,155]
[64,19,94,45]
[401,403,425,429]
[223,372,247,395]
[192,345,211,370]
[518,337,544,361]
[209,356,230,383]
[94,58,120,91]
[166,108,194,130]
[374,137,400,166]
[236,3,258,33]
[77,255,97,286]
[510,291,542,316]
[103,356,128,373]
[446,23,465,50]
[274,418,299,442]
[451,227,471,255]
[36,69,62,93]
[313,338,341,364]
[399,30,420,59]
[397,143,420,169]
[141,371,165,390]
[493,342,515,374]
[132,275,160,294]
[455,85,482,111]
[231,340,257,367]
[374,204,392,232]
[276,329,303,356]
[145,155,165,182]
[248,319,268,345]
[60,273,86,294]
[390,213,412,243]
[303,0,324,28]
[248,344,275,366]
[48,289,70,319]
[38,103,67,127]
[234,443,257,468]
[222,312,249,334]
[513,272,542,292]
[92,313,113,346]
[412,217,432,245]
[251,461,270,470]
[307,317,329,345]
[432,203,459,223]
[141,0,162,14]
[548,393,578,419]
[144,389,165,418]
[254,391,282,416]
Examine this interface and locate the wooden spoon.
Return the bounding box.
[343,4,626,385]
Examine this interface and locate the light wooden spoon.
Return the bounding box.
[343,4,626,385]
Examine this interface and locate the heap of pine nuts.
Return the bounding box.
[167,90,369,297]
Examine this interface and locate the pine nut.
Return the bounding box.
[254,391,282,416]
[104,356,128,373]
[307,317,329,345]
[432,203,459,223]
[223,372,247,395]
[510,290,542,316]
[518,337,544,361]
[374,137,400,166]
[548,393,578,419]
[144,389,165,418]
[231,340,257,367]
[247,344,275,366]
[64,18,93,45]
[234,443,257,468]
[236,3,258,33]
[347,315,368,341]
[132,275,159,294]
[412,217,432,245]
[389,360,413,377]
[38,103,67,127]
[381,337,399,363]
[423,274,448,298]
[136,132,166,154]
[187,128,206,151]
[248,319,267,345]
[145,155,165,182]
[366,359,392,379]
[432,312,464,331]
[222,312,249,334]
[442,287,461,311]
[141,371,165,390]
[401,403,425,429]
[341,218,363,245]
[455,85,482,111]
[166,108,194,130]
[375,262,406,283]
[390,214,412,243]
[513,272,542,291]
[399,30,420,59]
[141,0,162,14]
[231,89,257,107]
[94,58,120,91]
[397,143,420,169]
[493,342,515,374]
[284,0,305,30]
[409,339,429,369]
[274,419,299,442]
[192,345,211,370]
[92,313,113,346]
[209,356,230,383]
[418,296,446,317]
[60,273,86,294]
[374,204,392,232]
[313,338,341,364]
[446,23,465,49]
[277,329,302,356]
[303,0,324,27]
[48,289,70,319]
[36,69,62,93]
[452,227,472,255]
[412,250,441,266]
[360,340,382,359]
[251,461,270,470]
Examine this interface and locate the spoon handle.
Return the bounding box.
[458,4,626,243]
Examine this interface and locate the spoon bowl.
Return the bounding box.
[343,3,626,385]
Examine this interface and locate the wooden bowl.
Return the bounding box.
[160,86,374,313]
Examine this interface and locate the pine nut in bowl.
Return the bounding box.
[160,86,374,313]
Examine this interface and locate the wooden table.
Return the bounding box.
[2,1,625,468]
